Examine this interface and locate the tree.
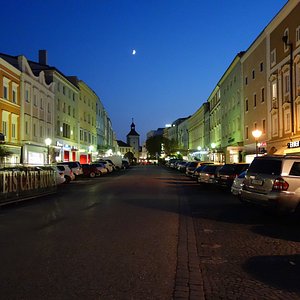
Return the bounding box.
[146,136,178,158]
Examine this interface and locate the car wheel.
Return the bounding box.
[90,172,96,178]
[65,176,71,183]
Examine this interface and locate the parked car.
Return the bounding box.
[59,161,83,178]
[52,166,66,184]
[185,161,203,177]
[81,164,103,178]
[192,165,209,181]
[241,155,300,214]
[56,164,75,183]
[198,164,223,185]
[216,163,249,188]
[177,161,188,173]
[98,160,114,173]
[231,170,247,196]
[91,163,108,175]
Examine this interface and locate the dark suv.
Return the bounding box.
[241,155,300,214]
[216,163,249,188]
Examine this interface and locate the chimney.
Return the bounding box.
[39,50,48,65]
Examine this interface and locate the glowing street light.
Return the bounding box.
[45,138,52,164]
[252,129,262,156]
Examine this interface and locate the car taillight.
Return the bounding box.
[272,177,289,191]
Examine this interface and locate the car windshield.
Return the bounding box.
[248,158,282,175]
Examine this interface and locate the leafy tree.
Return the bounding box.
[146,136,178,158]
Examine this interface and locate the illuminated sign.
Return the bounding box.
[287,141,300,148]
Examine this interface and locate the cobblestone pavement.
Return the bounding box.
[174,173,300,300]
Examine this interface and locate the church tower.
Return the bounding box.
[127,119,140,162]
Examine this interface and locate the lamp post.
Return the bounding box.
[282,34,294,134]
[45,138,52,165]
[252,129,262,156]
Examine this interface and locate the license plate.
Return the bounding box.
[252,179,263,185]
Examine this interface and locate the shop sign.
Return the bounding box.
[287,141,300,148]
[0,166,57,205]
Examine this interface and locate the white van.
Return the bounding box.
[102,156,122,169]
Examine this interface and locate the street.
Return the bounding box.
[0,165,300,299]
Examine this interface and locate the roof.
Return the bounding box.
[117,140,131,147]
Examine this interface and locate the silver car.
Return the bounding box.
[241,155,300,214]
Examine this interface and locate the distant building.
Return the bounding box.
[126,119,140,162]
[116,140,133,157]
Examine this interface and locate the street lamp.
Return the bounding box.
[45,138,52,164]
[282,34,294,134]
[252,129,262,156]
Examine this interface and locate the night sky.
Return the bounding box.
[1,0,287,143]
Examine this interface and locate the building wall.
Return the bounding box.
[219,54,244,163]
[0,58,21,165]
[241,34,268,162]
[266,1,300,155]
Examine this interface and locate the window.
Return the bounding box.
[3,85,8,99]
[73,108,75,118]
[252,70,255,79]
[254,122,257,129]
[25,89,30,102]
[245,98,248,112]
[2,120,7,136]
[25,121,28,135]
[11,123,16,139]
[272,114,278,136]
[33,124,36,137]
[261,87,265,103]
[260,62,264,72]
[12,89,16,103]
[290,162,300,176]
[297,26,300,46]
[283,28,289,52]
[63,86,66,95]
[68,105,71,116]
[63,123,70,138]
[57,99,60,110]
[253,94,257,107]
[272,81,277,104]
[284,73,290,94]
[40,126,43,138]
[40,98,43,109]
[34,94,37,106]
[245,126,249,139]
[245,77,248,85]
[284,110,291,132]
[262,119,266,134]
[48,103,51,113]
[271,49,276,67]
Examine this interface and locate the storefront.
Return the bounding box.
[22,143,47,165]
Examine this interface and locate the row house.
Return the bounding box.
[30,51,80,163]
[220,52,245,163]
[68,77,98,163]
[0,53,55,165]
[208,86,222,162]
[241,30,268,162]
[266,0,300,155]
[187,103,209,160]
[0,51,115,165]
[0,57,21,165]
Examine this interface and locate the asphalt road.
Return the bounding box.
[0,166,179,300]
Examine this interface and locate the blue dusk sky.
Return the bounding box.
[1,0,287,144]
